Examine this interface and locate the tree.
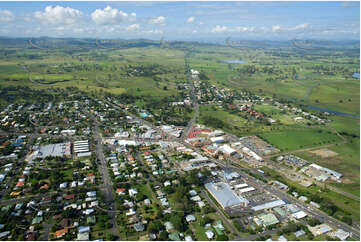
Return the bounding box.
[170,215,184,232]
[216,234,229,241]
[159,231,168,241]
[148,220,163,233]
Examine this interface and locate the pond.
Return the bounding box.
[223,60,247,64]
[307,106,360,118]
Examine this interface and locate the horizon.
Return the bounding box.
[0,1,359,41]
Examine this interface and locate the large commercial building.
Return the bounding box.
[205,182,249,209]
[252,199,286,212]
[35,142,71,158]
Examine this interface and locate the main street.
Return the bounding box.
[87,111,119,239]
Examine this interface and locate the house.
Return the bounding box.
[189,190,197,196]
[164,221,174,232]
[63,194,75,200]
[149,233,157,240]
[197,201,205,208]
[116,188,126,195]
[78,226,90,233]
[205,230,214,239]
[32,216,43,225]
[185,214,196,223]
[59,182,67,189]
[298,196,307,202]
[55,228,68,238]
[190,195,201,202]
[134,222,145,232]
[126,208,136,216]
[83,208,94,215]
[294,230,306,238]
[86,191,96,197]
[278,235,288,241]
[185,235,193,241]
[129,188,138,197]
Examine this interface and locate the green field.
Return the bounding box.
[259,129,342,151]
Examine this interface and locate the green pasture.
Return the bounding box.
[258,129,342,151]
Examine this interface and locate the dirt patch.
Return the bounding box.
[310,148,338,158]
[341,178,355,184]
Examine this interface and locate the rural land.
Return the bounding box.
[0,36,359,242]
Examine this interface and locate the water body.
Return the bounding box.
[223,60,247,64]
[352,72,360,79]
[308,106,360,118]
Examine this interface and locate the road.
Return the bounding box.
[88,111,119,239]
[180,50,199,140]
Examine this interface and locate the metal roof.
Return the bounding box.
[252,199,285,211]
[205,182,248,208]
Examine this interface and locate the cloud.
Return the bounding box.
[0,10,15,22]
[211,25,228,33]
[210,24,309,34]
[271,23,309,32]
[126,24,140,31]
[148,16,166,25]
[34,5,83,25]
[234,26,256,32]
[271,24,282,32]
[186,16,195,23]
[91,6,136,25]
[142,29,163,35]
[289,23,309,31]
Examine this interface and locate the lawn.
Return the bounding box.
[258,129,342,151]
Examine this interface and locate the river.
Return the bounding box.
[223,60,247,64]
[307,106,360,118]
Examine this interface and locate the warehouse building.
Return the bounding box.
[35,142,71,158]
[205,182,249,209]
[252,199,286,212]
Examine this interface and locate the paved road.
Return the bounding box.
[89,112,119,239]
[43,223,53,241]
[180,52,199,140]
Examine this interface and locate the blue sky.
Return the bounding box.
[0,1,359,41]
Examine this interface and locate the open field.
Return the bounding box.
[259,129,342,151]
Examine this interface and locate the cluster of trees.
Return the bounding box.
[202,115,225,129]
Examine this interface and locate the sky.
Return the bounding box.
[0,1,359,42]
